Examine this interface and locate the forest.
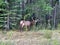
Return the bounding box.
[0,0,60,31]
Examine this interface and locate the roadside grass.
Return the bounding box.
[0,41,15,45]
[0,29,60,45]
[43,30,52,39]
[7,30,14,39]
[52,39,60,45]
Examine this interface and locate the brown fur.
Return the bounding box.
[20,20,35,31]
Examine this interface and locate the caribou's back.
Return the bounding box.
[20,20,31,27]
[23,21,31,26]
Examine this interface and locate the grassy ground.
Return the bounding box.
[0,30,60,45]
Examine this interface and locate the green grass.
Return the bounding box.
[52,39,60,45]
[43,30,52,39]
[0,41,15,45]
[0,30,60,45]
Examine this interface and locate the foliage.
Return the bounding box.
[0,0,59,29]
[34,0,53,15]
[0,1,9,29]
[23,0,53,21]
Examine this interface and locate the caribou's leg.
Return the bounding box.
[20,26,22,32]
[27,26,30,31]
[20,25,23,32]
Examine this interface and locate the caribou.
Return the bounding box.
[20,19,38,31]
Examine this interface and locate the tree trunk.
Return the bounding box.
[53,3,58,29]
[59,0,60,8]
[5,0,10,30]
[22,0,25,19]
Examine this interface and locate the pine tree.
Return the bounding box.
[0,0,9,30]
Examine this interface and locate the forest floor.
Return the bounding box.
[0,30,60,45]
